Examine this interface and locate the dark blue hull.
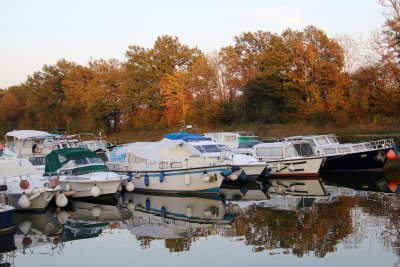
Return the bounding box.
[320,149,389,173]
[0,208,14,231]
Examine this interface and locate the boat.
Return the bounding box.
[203,131,261,155]
[163,132,268,183]
[252,140,325,177]
[43,148,124,198]
[3,130,77,172]
[120,192,234,239]
[221,180,335,212]
[0,158,63,211]
[107,139,229,194]
[284,134,394,172]
[70,132,111,162]
[0,185,14,233]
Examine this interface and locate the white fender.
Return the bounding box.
[56,192,68,207]
[186,206,192,217]
[91,206,102,218]
[201,173,211,183]
[126,181,135,192]
[203,209,212,219]
[90,185,101,197]
[18,193,31,209]
[127,201,135,212]
[19,219,32,234]
[184,174,191,185]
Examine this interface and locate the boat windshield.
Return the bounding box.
[193,145,222,153]
[285,143,314,157]
[315,137,329,146]
[327,136,338,144]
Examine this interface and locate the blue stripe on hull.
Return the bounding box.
[143,168,227,177]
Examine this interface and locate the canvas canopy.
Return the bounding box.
[44,148,107,175]
[0,158,42,177]
[116,139,201,161]
[5,130,52,140]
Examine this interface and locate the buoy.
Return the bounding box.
[184,173,191,185]
[145,198,150,211]
[22,236,32,247]
[387,150,397,160]
[19,179,29,190]
[18,193,31,209]
[277,184,284,193]
[49,177,59,189]
[91,206,102,218]
[56,210,70,225]
[388,180,399,192]
[144,174,150,187]
[159,171,165,183]
[203,209,212,219]
[288,163,295,172]
[238,171,248,182]
[185,206,192,217]
[19,220,32,234]
[56,192,68,207]
[126,181,135,192]
[127,201,135,212]
[202,171,211,183]
[90,185,101,197]
[161,206,167,218]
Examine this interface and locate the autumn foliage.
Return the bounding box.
[0,2,399,134]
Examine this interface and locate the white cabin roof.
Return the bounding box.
[5,130,52,140]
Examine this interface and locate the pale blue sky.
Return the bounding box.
[0,0,386,88]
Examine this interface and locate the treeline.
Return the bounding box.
[1,2,399,135]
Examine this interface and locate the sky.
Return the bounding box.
[0,0,388,88]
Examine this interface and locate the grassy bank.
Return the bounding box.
[106,120,400,144]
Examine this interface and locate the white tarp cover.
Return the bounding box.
[116,139,201,161]
[0,158,42,177]
[5,130,51,140]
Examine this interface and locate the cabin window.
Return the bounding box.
[88,157,103,164]
[194,146,206,153]
[323,148,337,155]
[74,158,88,165]
[327,136,338,144]
[316,137,329,145]
[171,162,183,168]
[352,145,364,151]
[159,162,169,169]
[256,147,282,157]
[225,136,236,142]
[338,147,351,153]
[29,156,45,166]
[202,145,221,153]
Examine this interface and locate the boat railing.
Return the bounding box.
[359,138,394,150]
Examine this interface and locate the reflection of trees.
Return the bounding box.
[165,239,192,252]
[350,194,400,257]
[233,198,356,257]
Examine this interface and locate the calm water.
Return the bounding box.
[2,172,400,267]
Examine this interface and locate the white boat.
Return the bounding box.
[107,139,228,193]
[0,158,61,211]
[44,148,124,198]
[0,185,14,232]
[120,192,234,239]
[252,141,325,177]
[163,132,268,182]
[283,134,394,172]
[3,130,77,172]
[203,131,261,155]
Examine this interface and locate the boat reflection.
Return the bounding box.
[0,230,16,266]
[321,171,390,192]
[13,210,64,255]
[119,192,235,239]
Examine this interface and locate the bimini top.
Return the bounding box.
[164,132,211,142]
[44,148,107,176]
[5,130,53,140]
